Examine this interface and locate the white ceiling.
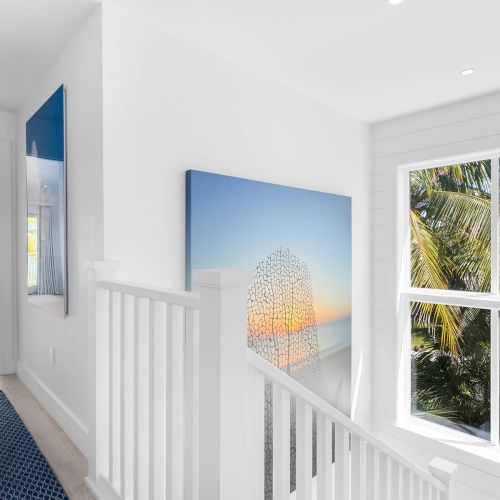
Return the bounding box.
[103,0,500,122]
[2,0,500,122]
[0,0,99,111]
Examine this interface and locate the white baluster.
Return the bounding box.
[373,449,380,499]
[296,399,313,500]
[96,287,110,481]
[172,306,185,499]
[390,459,400,500]
[185,308,200,500]
[248,366,265,500]
[148,300,156,499]
[365,442,375,500]
[108,291,115,486]
[402,468,411,500]
[119,293,126,497]
[334,423,350,500]
[379,452,389,500]
[273,384,291,500]
[425,480,431,500]
[165,303,174,500]
[432,486,440,500]
[317,413,333,500]
[133,296,140,499]
[413,474,422,500]
[350,434,365,500]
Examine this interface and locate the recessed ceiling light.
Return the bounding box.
[461,68,475,76]
[387,0,404,5]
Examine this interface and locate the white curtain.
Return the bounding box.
[38,206,63,295]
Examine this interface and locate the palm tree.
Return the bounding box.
[410,161,492,434]
[411,308,491,434]
[410,161,491,353]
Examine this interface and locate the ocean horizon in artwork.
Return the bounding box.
[186,170,352,414]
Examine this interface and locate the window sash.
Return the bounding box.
[492,157,500,444]
[399,151,500,445]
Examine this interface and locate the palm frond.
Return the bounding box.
[410,210,448,289]
[430,191,490,242]
[430,191,490,292]
[410,211,461,353]
[412,302,461,354]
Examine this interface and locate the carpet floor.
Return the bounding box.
[0,390,69,499]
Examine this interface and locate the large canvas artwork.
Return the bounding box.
[186,170,352,414]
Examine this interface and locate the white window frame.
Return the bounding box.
[27,209,39,296]
[397,148,500,446]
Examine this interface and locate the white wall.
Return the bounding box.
[0,110,16,374]
[101,4,372,426]
[371,91,500,500]
[14,8,103,455]
[0,110,15,142]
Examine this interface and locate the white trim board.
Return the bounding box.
[16,360,88,457]
[0,138,15,375]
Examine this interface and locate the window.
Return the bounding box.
[400,152,500,444]
[27,215,38,292]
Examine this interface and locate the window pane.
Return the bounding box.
[27,215,38,288]
[411,301,490,440]
[410,160,491,292]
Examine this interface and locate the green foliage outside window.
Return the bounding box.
[410,161,492,438]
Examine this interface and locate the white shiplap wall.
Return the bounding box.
[371,91,500,500]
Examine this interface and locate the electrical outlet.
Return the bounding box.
[49,346,56,367]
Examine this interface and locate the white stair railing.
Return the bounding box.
[86,262,203,500]
[86,263,457,500]
[247,350,457,500]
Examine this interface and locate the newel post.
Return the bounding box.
[193,269,253,500]
[85,261,120,492]
[429,457,458,500]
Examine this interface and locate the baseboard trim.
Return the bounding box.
[97,477,121,500]
[0,359,16,375]
[84,477,99,499]
[15,360,88,457]
[84,476,121,500]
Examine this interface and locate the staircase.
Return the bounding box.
[84,263,457,500]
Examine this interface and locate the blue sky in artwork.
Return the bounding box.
[26,85,64,161]
[187,170,352,323]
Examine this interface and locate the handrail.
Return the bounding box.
[247,349,446,491]
[96,279,200,309]
[88,266,454,499]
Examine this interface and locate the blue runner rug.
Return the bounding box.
[0,390,68,499]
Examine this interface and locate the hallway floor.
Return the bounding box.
[0,374,92,499]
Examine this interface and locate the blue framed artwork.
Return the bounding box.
[26,85,67,316]
[186,170,351,413]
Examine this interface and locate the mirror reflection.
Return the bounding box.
[25,86,67,316]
